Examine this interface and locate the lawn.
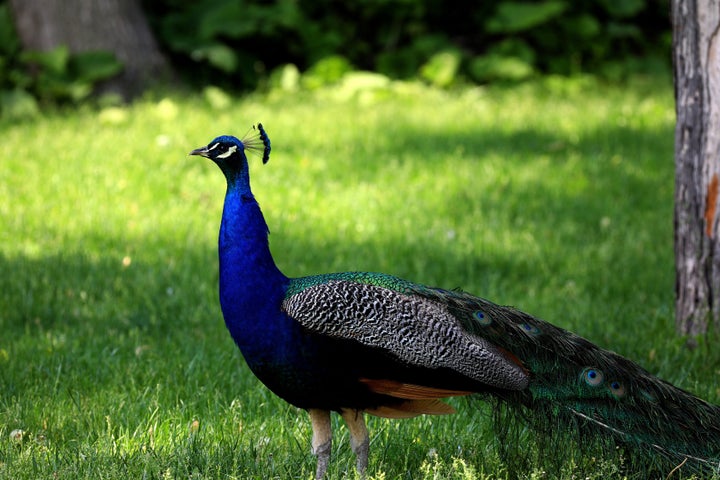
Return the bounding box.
[1,75,716,479]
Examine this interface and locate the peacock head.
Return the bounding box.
[190,135,244,164]
[190,124,271,173]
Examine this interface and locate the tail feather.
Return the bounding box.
[411,284,720,475]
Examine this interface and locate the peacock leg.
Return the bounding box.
[308,409,332,479]
[341,409,369,476]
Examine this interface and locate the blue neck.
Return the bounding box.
[217,173,289,351]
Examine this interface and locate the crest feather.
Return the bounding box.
[241,123,271,164]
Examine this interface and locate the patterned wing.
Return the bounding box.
[282,277,529,391]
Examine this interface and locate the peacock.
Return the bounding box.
[190,124,720,479]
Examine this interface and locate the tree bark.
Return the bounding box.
[672,0,720,336]
[8,0,171,99]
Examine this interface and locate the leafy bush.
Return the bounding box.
[21,47,122,101]
[144,0,670,89]
[0,0,671,116]
[0,3,122,119]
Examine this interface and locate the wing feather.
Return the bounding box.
[282,278,529,391]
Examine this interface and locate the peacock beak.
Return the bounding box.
[189,146,210,158]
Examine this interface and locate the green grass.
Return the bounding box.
[1,76,717,479]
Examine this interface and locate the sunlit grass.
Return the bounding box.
[1,76,714,479]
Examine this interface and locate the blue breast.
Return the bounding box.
[216,184,414,410]
[216,188,342,405]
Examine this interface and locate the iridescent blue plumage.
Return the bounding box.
[191,127,720,479]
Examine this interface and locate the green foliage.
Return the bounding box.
[598,0,646,18]
[479,0,670,78]
[420,50,462,88]
[485,1,568,33]
[0,4,18,55]
[1,78,716,479]
[145,0,670,88]
[152,0,305,89]
[20,47,122,102]
[0,3,122,119]
[469,55,535,83]
[0,89,38,120]
[0,0,673,111]
[301,55,354,89]
[268,63,301,92]
[468,38,537,83]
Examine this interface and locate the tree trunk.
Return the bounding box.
[8,0,171,99]
[672,0,720,336]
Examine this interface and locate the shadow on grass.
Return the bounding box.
[273,119,673,306]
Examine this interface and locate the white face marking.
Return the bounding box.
[216,145,237,159]
[207,142,220,151]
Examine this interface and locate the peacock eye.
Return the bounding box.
[519,322,541,335]
[581,367,604,387]
[608,380,626,398]
[473,310,492,326]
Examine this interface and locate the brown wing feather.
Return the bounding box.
[360,378,474,399]
[360,378,470,418]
